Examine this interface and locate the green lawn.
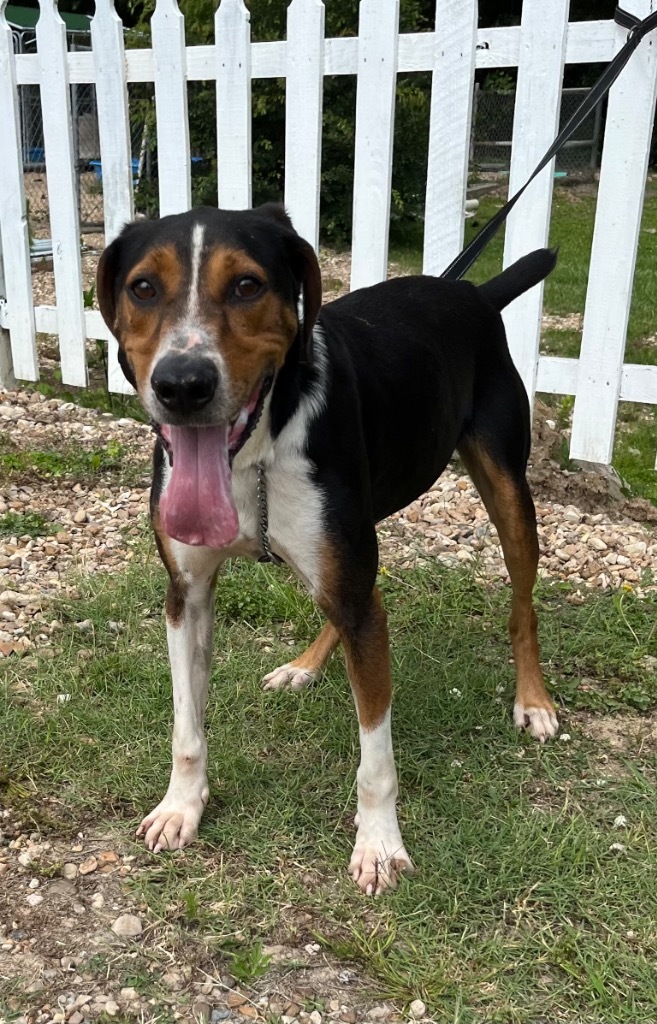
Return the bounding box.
[3,553,657,1022]
[391,189,657,505]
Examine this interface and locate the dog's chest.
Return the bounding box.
[231,451,325,596]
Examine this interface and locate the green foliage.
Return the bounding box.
[228,942,272,985]
[0,510,54,538]
[0,441,127,481]
[126,0,433,245]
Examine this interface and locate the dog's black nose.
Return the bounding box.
[151,355,219,414]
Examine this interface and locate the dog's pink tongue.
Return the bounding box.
[159,425,239,549]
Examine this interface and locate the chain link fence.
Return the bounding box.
[13,24,156,240]
[473,86,604,175]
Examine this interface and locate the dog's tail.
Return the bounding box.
[478,248,558,311]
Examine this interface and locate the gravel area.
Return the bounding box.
[1,386,656,663]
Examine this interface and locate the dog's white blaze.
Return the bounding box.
[187,222,206,321]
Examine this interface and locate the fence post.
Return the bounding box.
[1,0,38,385]
[215,0,252,209]
[422,0,477,276]
[570,0,657,465]
[152,0,191,216]
[350,0,400,290]
[501,0,569,405]
[91,0,135,395]
[0,240,16,389]
[36,0,87,387]
[285,0,325,249]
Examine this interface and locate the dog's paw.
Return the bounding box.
[136,797,206,853]
[348,837,414,895]
[262,663,316,692]
[514,702,559,743]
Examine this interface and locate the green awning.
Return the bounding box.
[5,4,91,32]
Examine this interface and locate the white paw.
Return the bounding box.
[349,835,414,895]
[514,702,559,743]
[136,793,207,853]
[261,663,316,692]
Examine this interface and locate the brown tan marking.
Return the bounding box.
[458,439,555,726]
[340,587,393,732]
[151,508,187,628]
[203,246,299,408]
[313,542,392,731]
[114,244,187,393]
[292,621,340,674]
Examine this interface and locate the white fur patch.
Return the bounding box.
[187,222,206,321]
[231,327,328,594]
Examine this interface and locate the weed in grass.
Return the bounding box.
[0,509,55,538]
[229,942,272,985]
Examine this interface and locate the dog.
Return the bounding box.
[97,203,558,894]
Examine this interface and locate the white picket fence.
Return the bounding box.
[1,0,657,467]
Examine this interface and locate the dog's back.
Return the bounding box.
[316,250,555,520]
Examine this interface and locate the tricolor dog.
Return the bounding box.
[97,203,558,894]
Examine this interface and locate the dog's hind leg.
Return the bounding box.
[137,532,224,852]
[261,621,340,691]
[458,382,558,743]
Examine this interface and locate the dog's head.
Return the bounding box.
[97,204,322,549]
[97,202,322,424]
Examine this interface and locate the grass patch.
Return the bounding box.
[0,439,145,487]
[0,510,55,538]
[3,553,657,1021]
[32,378,146,422]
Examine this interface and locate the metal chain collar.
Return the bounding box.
[256,463,283,565]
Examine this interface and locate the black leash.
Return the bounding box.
[441,5,657,281]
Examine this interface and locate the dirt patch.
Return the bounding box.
[576,705,657,755]
[0,805,398,1024]
[529,400,657,521]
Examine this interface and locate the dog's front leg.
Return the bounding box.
[137,540,223,852]
[323,585,414,895]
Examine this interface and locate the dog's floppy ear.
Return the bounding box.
[97,219,154,332]
[255,203,323,366]
[96,234,123,336]
[290,234,322,367]
[96,220,156,390]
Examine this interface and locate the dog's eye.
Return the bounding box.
[233,276,263,300]
[130,279,156,301]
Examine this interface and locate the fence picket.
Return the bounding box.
[36,0,87,387]
[216,0,251,210]
[422,0,477,276]
[0,0,37,382]
[501,0,569,403]
[284,0,324,248]
[152,0,191,216]
[350,0,400,291]
[91,0,135,395]
[570,0,657,465]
